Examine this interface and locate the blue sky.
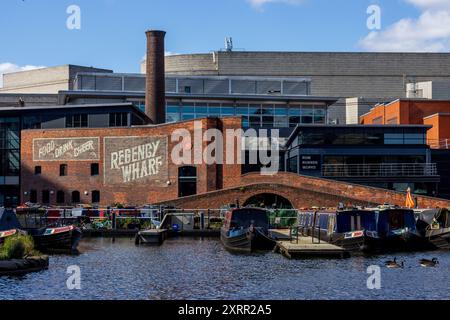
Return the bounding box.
[0,0,449,79]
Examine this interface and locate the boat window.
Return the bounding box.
[231,209,269,229]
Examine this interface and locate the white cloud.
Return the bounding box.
[359,1,450,52]
[0,63,45,88]
[247,0,304,10]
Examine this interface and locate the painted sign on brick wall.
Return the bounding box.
[33,138,100,161]
[104,136,168,185]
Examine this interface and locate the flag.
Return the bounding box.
[406,187,415,209]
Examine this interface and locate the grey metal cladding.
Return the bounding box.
[204,79,229,94]
[178,79,203,94]
[231,80,256,94]
[256,80,281,95]
[124,77,146,92]
[96,76,122,91]
[165,78,177,93]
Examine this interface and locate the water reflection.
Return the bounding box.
[0,237,449,300]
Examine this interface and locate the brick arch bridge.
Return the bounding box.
[157,172,450,209]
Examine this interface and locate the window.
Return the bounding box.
[372,116,383,124]
[71,191,81,204]
[92,190,100,204]
[301,107,314,124]
[60,164,68,176]
[42,190,50,204]
[66,114,88,128]
[91,163,99,176]
[178,166,197,197]
[385,133,404,145]
[387,117,398,124]
[56,191,65,204]
[184,86,191,94]
[30,190,37,203]
[34,166,42,175]
[109,112,128,127]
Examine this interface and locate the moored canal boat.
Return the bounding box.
[221,208,276,253]
[0,229,18,246]
[297,205,419,253]
[414,208,450,250]
[297,209,375,252]
[27,225,82,254]
[365,206,418,252]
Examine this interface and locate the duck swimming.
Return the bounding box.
[420,258,439,267]
[385,258,404,269]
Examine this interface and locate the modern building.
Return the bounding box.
[3,29,450,208]
[406,81,450,100]
[284,124,438,196]
[0,65,112,94]
[19,117,448,208]
[150,51,450,123]
[360,99,450,146]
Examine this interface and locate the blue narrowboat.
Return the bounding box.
[297,206,418,253]
[297,209,376,252]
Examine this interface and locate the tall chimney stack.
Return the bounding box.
[145,30,166,124]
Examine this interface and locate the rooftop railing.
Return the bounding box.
[322,163,438,178]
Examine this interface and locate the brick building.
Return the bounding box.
[360,99,450,146]
[19,116,450,209]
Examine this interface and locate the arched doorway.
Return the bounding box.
[243,193,293,209]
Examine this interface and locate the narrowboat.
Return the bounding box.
[297,209,375,252]
[365,206,418,252]
[297,205,418,253]
[0,229,19,246]
[220,208,276,253]
[27,225,82,254]
[0,208,22,246]
[414,208,450,250]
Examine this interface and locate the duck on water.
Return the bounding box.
[220,207,276,253]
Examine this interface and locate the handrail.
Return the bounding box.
[322,163,438,177]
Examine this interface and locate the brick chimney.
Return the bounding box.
[145,30,166,124]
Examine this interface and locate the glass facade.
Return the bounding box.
[0,117,20,206]
[294,127,427,146]
[165,101,327,128]
[0,117,20,178]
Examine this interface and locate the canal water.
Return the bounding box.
[1,237,450,300]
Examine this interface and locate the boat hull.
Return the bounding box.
[220,228,276,253]
[28,226,82,254]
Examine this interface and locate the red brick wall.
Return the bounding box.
[21,118,450,209]
[21,117,241,206]
[157,172,450,209]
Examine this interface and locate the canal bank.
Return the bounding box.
[1,237,450,300]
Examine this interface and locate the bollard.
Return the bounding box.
[200,212,205,230]
[207,209,211,229]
